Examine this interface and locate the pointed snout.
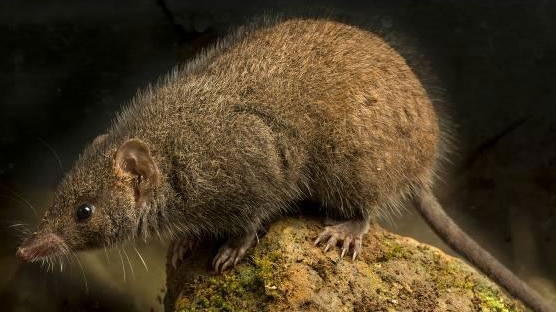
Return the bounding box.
[16,233,66,262]
[16,246,33,262]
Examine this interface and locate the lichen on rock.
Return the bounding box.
[165,217,524,312]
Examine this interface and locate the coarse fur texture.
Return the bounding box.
[16,17,552,312]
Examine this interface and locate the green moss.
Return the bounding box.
[174,263,268,311]
[474,284,517,312]
[253,246,281,283]
[174,235,286,311]
[387,244,406,259]
[427,252,475,291]
[171,219,523,311]
[381,241,412,261]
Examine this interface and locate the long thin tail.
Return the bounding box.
[412,187,553,312]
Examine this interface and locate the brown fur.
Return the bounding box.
[16,18,551,312]
[47,18,440,246]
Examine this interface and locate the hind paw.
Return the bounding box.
[314,219,369,260]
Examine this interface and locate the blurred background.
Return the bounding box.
[1,0,555,311]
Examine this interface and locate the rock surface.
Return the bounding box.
[165,217,525,312]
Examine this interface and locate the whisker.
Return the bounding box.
[8,223,27,228]
[134,247,149,271]
[63,254,71,274]
[0,195,39,220]
[122,249,135,280]
[71,252,89,293]
[103,246,110,264]
[6,221,30,239]
[0,187,39,219]
[67,253,77,277]
[36,137,64,176]
[0,194,27,208]
[118,249,126,283]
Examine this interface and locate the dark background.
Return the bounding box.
[1,0,555,311]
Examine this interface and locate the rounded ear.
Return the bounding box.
[114,138,160,185]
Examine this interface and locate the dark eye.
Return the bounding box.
[76,203,94,222]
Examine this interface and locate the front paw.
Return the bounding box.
[212,231,256,273]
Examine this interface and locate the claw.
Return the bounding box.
[213,247,233,273]
[314,234,325,246]
[212,230,257,273]
[352,238,362,260]
[221,256,234,273]
[314,218,369,260]
[341,236,352,258]
[213,250,223,271]
[324,236,337,253]
[234,247,247,266]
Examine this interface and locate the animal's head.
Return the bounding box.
[16,135,163,263]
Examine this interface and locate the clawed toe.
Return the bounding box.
[324,236,337,253]
[341,236,352,258]
[314,219,368,260]
[212,245,248,273]
[212,231,256,273]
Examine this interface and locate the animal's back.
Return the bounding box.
[195,19,441,217]
[119,18,441,219]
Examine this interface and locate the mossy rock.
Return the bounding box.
[165,217,525,312]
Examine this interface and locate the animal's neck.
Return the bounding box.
[134,178,189,241]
